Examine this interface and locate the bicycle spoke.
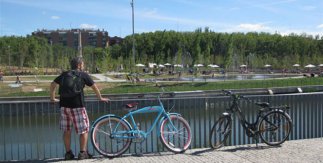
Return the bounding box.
[210,117,231,149]
[96,128,111,136]
[91,117,131,158]
[160,115,191,153]
[259,111,291,146]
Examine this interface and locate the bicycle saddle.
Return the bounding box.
[124,102,139,110]
[255,102,270,108]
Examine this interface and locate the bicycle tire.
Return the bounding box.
[209,116,232,149]
[258,111,292,146]
[160,115,192,153]
[91,116,132,158]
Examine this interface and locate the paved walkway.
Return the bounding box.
[24,138,323,163]
[91,73,126,82]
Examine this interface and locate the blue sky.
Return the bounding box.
[1,0,322,37]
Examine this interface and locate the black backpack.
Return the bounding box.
[59,70,84,98]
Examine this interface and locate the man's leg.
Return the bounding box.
[63,130,75,160]
[73,107,92,160]
[63,130,72,152]
[79,132,88,152]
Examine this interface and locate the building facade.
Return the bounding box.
[108,36,123,46]
[32,29,109,49]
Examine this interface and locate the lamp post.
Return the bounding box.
[130,0,135,65]
[8,46,11,73]
[78,29,83,57]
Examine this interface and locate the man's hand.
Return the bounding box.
[99,97,110,103]
[50,98,59,103]
[91,84,110,103]
[50,82,59,103]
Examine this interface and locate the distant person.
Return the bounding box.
[50,57,109,160]
[15,75,21,84]
[0,70,3,81]
[178,71,182,78]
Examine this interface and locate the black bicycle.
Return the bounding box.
[210,90,292,149]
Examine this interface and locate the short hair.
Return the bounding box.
[70,57,83,70]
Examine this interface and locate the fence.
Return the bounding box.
[1,92,323,161]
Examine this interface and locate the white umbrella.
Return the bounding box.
[293,64,300,67]
[264,64,271,67]
[135,63,145,67]
[164,63,171,66]
[305,64,316,68]
[174,64,183,67]
[158,64,165,68]
[194,64,204,67]
[318,64,323,67]
[240,64,247,67]
[208,64,219,68]
[148,63,157,68]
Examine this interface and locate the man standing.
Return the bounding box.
[50,57,109,160]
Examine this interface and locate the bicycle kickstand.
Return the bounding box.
[254,135,259,147]
[256,139,258,147]
[133,141,144,157]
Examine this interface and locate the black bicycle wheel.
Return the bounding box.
[209,116,232,149]
[91,116,132,158]
[259,111,292,146]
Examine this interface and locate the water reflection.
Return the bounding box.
[154,74,301,82]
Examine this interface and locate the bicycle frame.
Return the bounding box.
[111,96,179,140]
[224,96,264,135]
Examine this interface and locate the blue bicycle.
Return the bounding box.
[90,93,192,158]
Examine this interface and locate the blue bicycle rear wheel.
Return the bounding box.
[91,116,132,158]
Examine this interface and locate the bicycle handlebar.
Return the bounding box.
[222,90,252,103]
[222,90,233,96]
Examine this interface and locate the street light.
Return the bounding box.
[8,46,11,73]
[130,0,135,65]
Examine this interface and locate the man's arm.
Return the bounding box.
[91,83,109,102]
[50,81,59,102]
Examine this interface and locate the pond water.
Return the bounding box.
[153,74,301,82]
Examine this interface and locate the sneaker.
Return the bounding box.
[64,150,75,160]
[78,151,93,160]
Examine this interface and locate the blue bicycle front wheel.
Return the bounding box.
[160,115,192,153]
[91,116,132,158]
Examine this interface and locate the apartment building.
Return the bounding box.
[32,29,109,49]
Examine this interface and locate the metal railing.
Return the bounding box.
[1,93,323,161]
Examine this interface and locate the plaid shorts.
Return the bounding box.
[60,107,89,134]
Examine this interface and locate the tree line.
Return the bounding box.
[0,36,109,74]
[1,28,322,74]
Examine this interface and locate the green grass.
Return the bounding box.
[3,75,98,81]
[100,77,323,94]
[0,77,322,97]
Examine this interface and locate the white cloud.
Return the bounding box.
[229,7,240,11]
[317,24,323,29]
[80,24,98,29]
[1,0,129,23]
[301,5,316,11]
[138,9,224,28]
[51,16,60,20]
[237,23,270,31]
